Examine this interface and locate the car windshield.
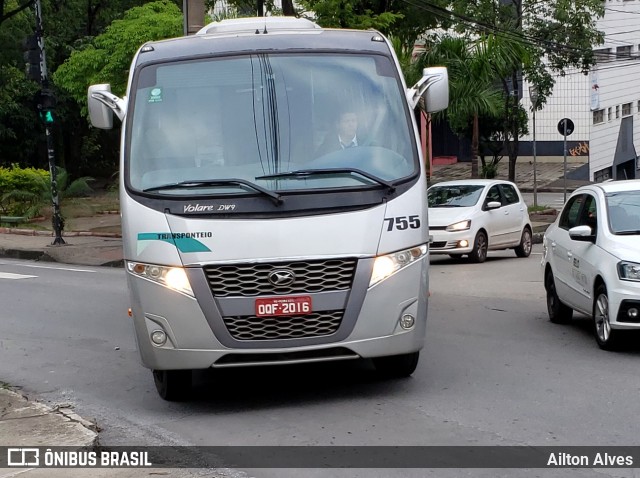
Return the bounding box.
[127,53,416,195]
[607,191,640,234]
[428,185,484,207]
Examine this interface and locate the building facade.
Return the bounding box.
[521,0,640,181]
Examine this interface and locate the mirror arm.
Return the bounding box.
[407,73,445,110]
[90,91,127,121]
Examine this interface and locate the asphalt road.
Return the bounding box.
[1,250,640,477]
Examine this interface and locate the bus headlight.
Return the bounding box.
[127,262,194,296]
[370,244,428,287]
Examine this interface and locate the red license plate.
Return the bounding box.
[255,296,312,317]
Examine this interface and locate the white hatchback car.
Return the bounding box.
[427,179,533,262]
[542,180,640,350]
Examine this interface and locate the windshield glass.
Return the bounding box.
[127,53,416,195]
[428,185,484,207]
[607,191,640,234]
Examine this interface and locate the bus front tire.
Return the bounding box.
[373,352,419,378]
[153,369,192,401]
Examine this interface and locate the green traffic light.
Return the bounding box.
[44,111,53,123]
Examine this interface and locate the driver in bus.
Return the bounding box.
[314,109,359,157]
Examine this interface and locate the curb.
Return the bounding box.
[0,387,98,448]
[0,227,121,238]
[100,259,125,268]
[0,248,49,262]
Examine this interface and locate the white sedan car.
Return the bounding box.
[542,180,640,350]
[427,179,533,262]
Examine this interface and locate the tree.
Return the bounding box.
[417,34,527,178]
[54,1,182,105]
[0,0,32,27]
[449,0,604,181]
[297,0,448,46]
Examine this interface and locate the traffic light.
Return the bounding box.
[22,34,42,83]
[37,89,56,123]
[39,89,56,110]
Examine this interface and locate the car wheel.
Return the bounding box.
[468,231,488,263]
[545,269,573,324]
[373,352,419,378]
[593,284,620,351]
[153,369,192,401]
[514,227,532,258]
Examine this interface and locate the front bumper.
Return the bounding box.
[429,230,474,255]
[608,281,640,328]
[127,256,428,370]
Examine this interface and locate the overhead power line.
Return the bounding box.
[403,0,640,62]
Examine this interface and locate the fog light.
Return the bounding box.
[150,330,167,346]
[400,314,415,329]
[629,308,639,319]
[459,240,469,248]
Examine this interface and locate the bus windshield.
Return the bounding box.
[127,53,417,195]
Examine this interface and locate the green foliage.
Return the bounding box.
[417,34,523,134]
[0,165,93,218]
[55,168,94,198]
[53,0,183,113]
[389,35,421,87]
[298,0,402,32]
[0,165,49,195]
[296,0,448,43]
[0,165,50,217]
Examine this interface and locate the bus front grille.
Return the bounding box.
[223,310,343,340]
[204,259,356,297]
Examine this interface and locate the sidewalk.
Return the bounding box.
[0,388,196,477]
[0,161,584,474]
[430,158,590,193]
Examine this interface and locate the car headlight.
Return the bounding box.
[618,261,640,282]
[127,261,194,296]
[370,244,428,287]
[446,220,471,232]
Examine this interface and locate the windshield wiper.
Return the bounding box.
[615,230,640,235]
[256,168,396,194]
[143,178,282,205]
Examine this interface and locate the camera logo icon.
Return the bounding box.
[7,448,40,466]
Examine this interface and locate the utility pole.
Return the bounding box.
[183,0,205,36]
[28,0,64,245]
[529,86,539,208]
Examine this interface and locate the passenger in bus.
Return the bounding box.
[314,109,360,157]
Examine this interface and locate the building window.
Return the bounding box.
[616,105,620,118]
[593,109,604,124]
[622,103,632,116]
[594,167,612,183]
[637,100,640,114]
[608,107,612,121]
[594,48,612,63]
[616,46,632,58]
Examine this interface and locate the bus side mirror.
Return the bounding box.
[87,84,127,129]
[407,66,449,113]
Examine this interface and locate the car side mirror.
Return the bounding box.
[486,201,501,210]
[569,225,596,243]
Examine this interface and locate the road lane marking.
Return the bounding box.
[0,263,95,273]
[0,469,37,478]
[0,272,37,280]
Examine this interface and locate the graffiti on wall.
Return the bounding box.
[569,141,589,157]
